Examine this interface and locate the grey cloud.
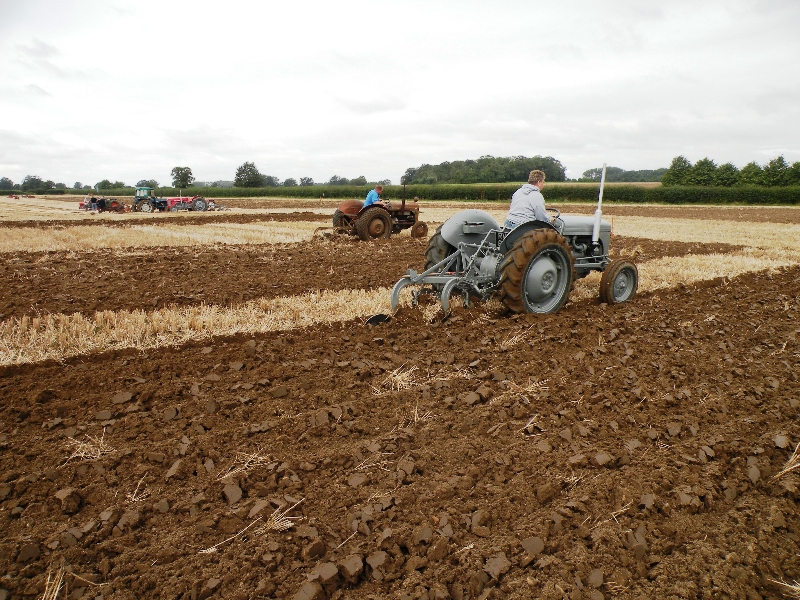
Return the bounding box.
[24,83,51,96]
[17,39,60,60]
[539,44,586,62]
[13,39,99,80]
[162,126,241,149]
[109,4,137,17]
[336,96,406,115]
[747,88,800,117]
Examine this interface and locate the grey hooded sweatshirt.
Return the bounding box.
[505,183,549,226]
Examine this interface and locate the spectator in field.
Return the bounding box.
[89,194,97,212]
[363,185,383,208]
[504,170,548,230]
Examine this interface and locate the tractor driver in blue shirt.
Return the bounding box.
[504,170,549,230]
[363,185,384,208]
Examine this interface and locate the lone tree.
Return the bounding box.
[21,175,45,191]
[714,163,740,186]
[661,156,693,186]
[762,156,790,187]
[171,167,195,188]
[234,162,264,187]
[739,162,764,186]
[136,179,159,188]
[299,177,314,186]
[0,177,14,189]
[283,178,297,187]
[687,158,718,186]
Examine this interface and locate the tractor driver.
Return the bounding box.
[504,170,549,230]
[363,185,383,208]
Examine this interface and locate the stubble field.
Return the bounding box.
[0,195,799,600]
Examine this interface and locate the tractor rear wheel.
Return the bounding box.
[191,197,207,212]
[138,200,155,214]
[356,207,392,241]
[411,222,429,239]
[332,209,347,228]
[424,226,456,271]
[498,229,574,314]
[599,260,638,304]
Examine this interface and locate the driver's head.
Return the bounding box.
[528,170,545,186]
[375,185,383,193]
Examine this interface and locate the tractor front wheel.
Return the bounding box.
[138,200,155,214]
[411,222,429,239]
[356,207,392,241]
[498,229,574,314]
[599,260,638,304]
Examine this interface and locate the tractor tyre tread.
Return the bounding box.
[332,209,347,228]
[411,221,429,239]
[424,227,455,271]
[599,259,638,305]
[356,207,392,241]
[497,229,575,314]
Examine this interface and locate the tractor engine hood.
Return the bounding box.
[558,215,611,236]
[440,209,500,249]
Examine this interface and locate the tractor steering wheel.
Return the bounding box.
[546,206,561,221]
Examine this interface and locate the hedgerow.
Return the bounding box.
[1,189,65,195]
[90,184,800,204]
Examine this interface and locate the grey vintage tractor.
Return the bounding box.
[390,170,637,315]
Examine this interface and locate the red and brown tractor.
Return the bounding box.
[331,198,428,241]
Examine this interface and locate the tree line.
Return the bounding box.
[5,154,800,193]
[402,155,567,184]
[0,163,392,192]
[661,155,800,187]
[232,162,391,188]
[578,167,668,182]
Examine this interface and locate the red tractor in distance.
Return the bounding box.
[131,186,208,213]
[331,196,428,241]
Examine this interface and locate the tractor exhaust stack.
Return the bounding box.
[591,163,607,246]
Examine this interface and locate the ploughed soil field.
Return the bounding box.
[0,237,741,320]
[0,213,329,230]
[1,203,799,600]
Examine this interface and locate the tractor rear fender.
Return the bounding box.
[499,220,556,254]
[337,199,364,218]
[440,209,500,254]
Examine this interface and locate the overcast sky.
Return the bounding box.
[1,0,798,186]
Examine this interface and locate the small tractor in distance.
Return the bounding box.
[390,165,638,315]
[132,186,209,213]
[330,196,428,241]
